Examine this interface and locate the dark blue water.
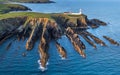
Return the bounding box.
[1,0,120,75]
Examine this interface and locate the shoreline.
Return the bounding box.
[0,0,55,4]
[0,1,120,72]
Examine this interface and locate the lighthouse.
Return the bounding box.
[79,9,82,14]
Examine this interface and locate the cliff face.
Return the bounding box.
[77,14,88,28]
[0,17,27,44]
[53,14,107,30]
[0,14,118,71]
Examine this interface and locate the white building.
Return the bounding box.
[71,9,82,15]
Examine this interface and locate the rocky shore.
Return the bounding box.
[0,13,119,70]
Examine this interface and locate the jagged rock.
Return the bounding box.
[77,14,88,28]
[38,18,50,69]
[26,18,43,50]
[66,27,86,58]
[82,31,106,46]
[88,19,107,28]
[47,20,62,39]
[0,14,116,71]
[103,36,119,46]
[0,17,27,44]
[80,33,97,49]
[6,42,12,50]
[56,41,67,59]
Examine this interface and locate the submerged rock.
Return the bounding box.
[103,36,119,46]
[80,33,97,49]
[80,31,106,46]
[6,42,12,50]
[56,41,67,59]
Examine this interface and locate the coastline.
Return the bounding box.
[0,0,55,4]
[0,0,120,73]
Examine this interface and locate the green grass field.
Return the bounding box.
[0,4,30,14]
[0,4,82,23]
[0,0,51,3]
[0,12,52,19]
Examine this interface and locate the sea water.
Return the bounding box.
[0,0,120,75]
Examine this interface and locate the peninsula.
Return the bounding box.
[0,0,54,3]
[0,2,119,71]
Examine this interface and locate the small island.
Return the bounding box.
[0,1,119,71]
[0,0,54,3]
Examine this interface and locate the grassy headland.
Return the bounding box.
[0,0,54,3]
[0,4,31,14]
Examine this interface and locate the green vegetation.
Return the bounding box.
[0,4,31,14]
[0,12,52,19]
[0,3,82,23]
[0,0,53,3]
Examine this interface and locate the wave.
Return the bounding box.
[37,60,47,72]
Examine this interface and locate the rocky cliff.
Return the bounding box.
[0,14,118,71]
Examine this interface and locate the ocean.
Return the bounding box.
[0,0,120,75]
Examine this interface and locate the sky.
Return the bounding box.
[85,0,120,1]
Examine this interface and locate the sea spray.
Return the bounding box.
[38,60,47,71]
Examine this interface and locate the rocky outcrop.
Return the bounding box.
[0,17,27,44]
[0,13,118,71]
[80,33,96,49]
[52,15,76,34]
[26,18,43,50]
[86,31,106,46]
[46,20,62,39]
[56,41,67,59]
[88,19,107,28]
[88,33,106,46]
[77,14,88,28]
[66,27,86,58]
[76,30,106,48]
[38,18,50,69]
[103,36,119,46]
[53,14,107,30]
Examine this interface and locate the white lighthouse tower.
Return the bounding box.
[79,9,82,14]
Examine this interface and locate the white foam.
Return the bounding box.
[59,54,62,57]
[38,60,41,65]
[46,62,49,65]
[38,60,48,72]
[39,65,47,72]
[61,57,66,60]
